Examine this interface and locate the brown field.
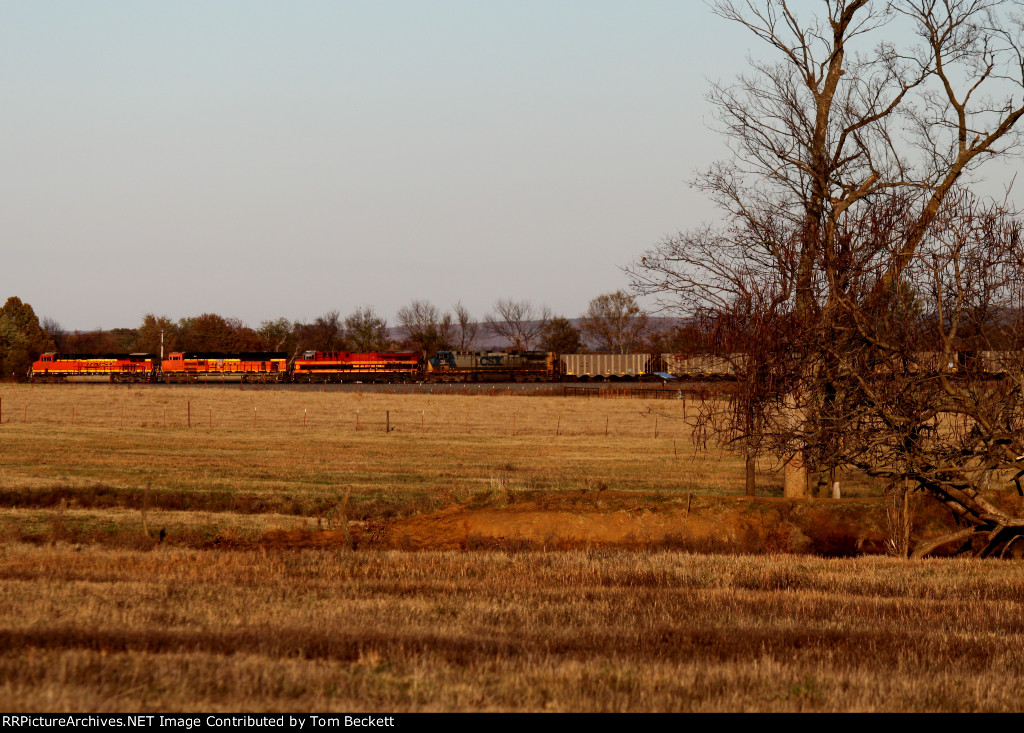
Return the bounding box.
[3,547,1024,712]
[0,383,767,527]
[1,384,1020,711]
[0,383,885,515]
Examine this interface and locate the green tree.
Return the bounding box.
[538,316,582,353]
[257,318,293,352]
[135,314,178,356]
[0,297,54,380]
[180,313,234,352]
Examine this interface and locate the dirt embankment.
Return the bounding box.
[265,491,972,556]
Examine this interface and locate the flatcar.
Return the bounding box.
[31,353,157,383]
[427,350,558,382]
[291,351,421,382]
[161,352,288,383]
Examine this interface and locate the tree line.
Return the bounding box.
[0,292,711,380]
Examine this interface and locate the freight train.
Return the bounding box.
[29,350,739,383]
[35,349,1014,384]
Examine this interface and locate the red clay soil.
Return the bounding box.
[263,491,978,556]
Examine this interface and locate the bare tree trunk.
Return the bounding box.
[783,393,809,498]
[784,456,808,498]
[745,449,756,497]
[902,488,911,558]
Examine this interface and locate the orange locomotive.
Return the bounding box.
[160,352,288,383]
[31,353,157,383]
[291,351,421,382]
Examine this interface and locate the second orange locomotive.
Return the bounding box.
[160,352,289,382]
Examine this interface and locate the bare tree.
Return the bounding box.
[485,299,551,350]
[40,317,63,339]
[313,310,344,351]
[40,317,67,353]
[453,301,478,350]
[580,291,649,353]
[792,191,1024,556]
[293,310,345,353]
[397,300,454,355]
[345,306,392,351]
[692,1,1024,322]
[630,0,1024,500]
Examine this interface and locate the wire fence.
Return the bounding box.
[0,384,720,440]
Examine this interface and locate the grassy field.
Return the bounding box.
[3,384,1014,712]
[2,546,1023,712]
[0,384,787,537]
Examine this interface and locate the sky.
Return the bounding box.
[1,2,1019,332]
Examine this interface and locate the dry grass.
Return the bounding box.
[0,385,782,539]
[0,385,884,527]
[3,385,1005,712]
[1,546,1023,712]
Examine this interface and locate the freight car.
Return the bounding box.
[661,353,738,379]
[426,350,558,381]
[976,351,1021,374]
[31,353,157,383]
[161,352,288,383]
[291,351,421,382]
[558,353,653,381]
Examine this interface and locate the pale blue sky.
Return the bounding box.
[2,1,1016,332]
